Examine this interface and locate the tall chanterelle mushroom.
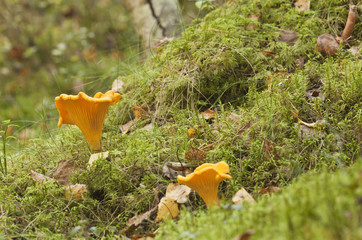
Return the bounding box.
[177,161,232,207]
[55,90,121,151]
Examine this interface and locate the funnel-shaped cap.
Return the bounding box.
[177,161,231,207]
[55,90,121,150]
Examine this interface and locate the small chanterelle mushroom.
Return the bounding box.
[177,161,232,207]
[55,90,121,151]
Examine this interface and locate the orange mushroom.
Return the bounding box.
[55,90,121,151]
[177,161,232,207]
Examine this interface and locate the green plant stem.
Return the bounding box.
[3,125,7,175]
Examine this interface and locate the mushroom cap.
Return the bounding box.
[55,90,121,150]
[177,161,231,207]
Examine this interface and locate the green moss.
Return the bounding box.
[156,159,362,240]
[1,0,361,238]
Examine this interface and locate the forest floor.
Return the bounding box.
[0,0,361,239]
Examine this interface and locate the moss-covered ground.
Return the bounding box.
[0,0,361,239]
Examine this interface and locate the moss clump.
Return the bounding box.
[123,0,361,116]
[155,159,362,240]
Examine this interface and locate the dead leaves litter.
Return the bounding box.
[165,183,191,204]
[155,197,179,222]
[185,147,206,164]
[201,109,216,120]
[295,0,310,12]
[65,184,87,201]
[232,187,255,205]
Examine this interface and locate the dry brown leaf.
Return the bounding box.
[259,186,281,195]
[29,170,52,184]
[8,45,24,61]
[133,104,149,119]
[125,206,158,232]
[52,160,79,185]
[232,230,256,240]
[187,128,196,138]
[165,183,192,204]
[112,78,125,93]
[155,197,179,223]
[232,188,255,205]
[141,123,153,130]
[88,151,109,168]
[185,147,206,163]
[65,184,87,201]
[201,109,216,120]
[316,33,339,56]
[246,14,260,30]
[279,30,298,46]
[295,0,310,12]
[263,139,279,158]
[120,118,139,135]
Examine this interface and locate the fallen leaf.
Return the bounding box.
[232,230,256,240]
[246,14,260,30]
[185,147,206,163]
[232,188,255,205]
[316,33,339,56]
[88,151,109,168]
[155,197,179,222]
[65,184,87,201]
[295,0,310,12]
[141,123,153,130]
[279,30,298,46]
[259,186,281,195]
[120,119,140,135]
[263,139,279,158]
[133,104,149,119]
[124,206,158,233]
[201,109,216,120]
[112,79,125,93]
[8,45,24,61]
[52,160,79,185]
[165,183,192,204]
[187,128,196,138]
[29,170,52,184]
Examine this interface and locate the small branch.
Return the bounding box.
[341,4,357,41]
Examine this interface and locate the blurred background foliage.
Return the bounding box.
[0,0,141,132]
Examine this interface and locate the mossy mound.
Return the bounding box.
[156,159,362,240]
[122,0,361,115]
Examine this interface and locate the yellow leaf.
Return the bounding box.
[155,197,179,222]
